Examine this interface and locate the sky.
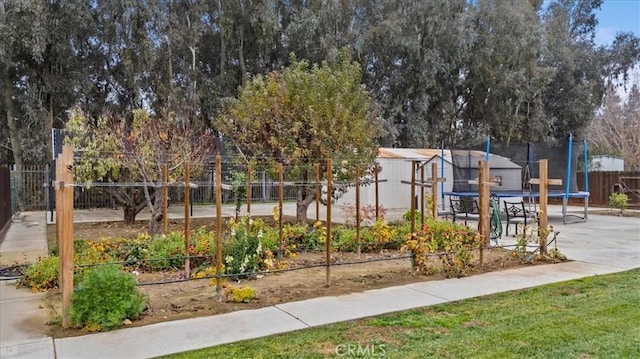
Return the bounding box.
[594,0,640,47]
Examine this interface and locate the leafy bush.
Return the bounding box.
[70,265,147,331]
[609,192,628,214]
[18,256,59,292]
[223,218,262,277]
[403,219,483,278]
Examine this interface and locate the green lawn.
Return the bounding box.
[161,269,640,359]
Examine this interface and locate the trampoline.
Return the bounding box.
[443,134,590,224]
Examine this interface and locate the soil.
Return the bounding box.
[42,217,548,339]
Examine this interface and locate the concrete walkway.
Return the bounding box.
[0,205,638,358]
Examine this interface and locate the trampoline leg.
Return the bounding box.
[584,197,589,222]
[562,197,568,225]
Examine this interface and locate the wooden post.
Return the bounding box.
[278,163,284,260]
[215,155,223,299]
[410,161,416,237]
[374,164,380,220]
[315,163,320,222]
[184,161,191,279]
[246,164,252,217]
[61,145,74,328]
[326,158,332,287]
[420,163,425,227]
[355,166,361,256]
[431,163,438,220]
[529,161,561,255]
[539,159,549,255]
[162,164,168,234]
[55,155,63,296]
[478,161,491,247]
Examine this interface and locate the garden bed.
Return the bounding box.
[39,216,552,338]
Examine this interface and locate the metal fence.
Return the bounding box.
[8,163,302,212]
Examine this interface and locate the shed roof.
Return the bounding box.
[378,148,520,169]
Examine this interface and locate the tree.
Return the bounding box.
[215,52,383,222]
[0,0,93,165]
[588,85,640,171]
[464,0,552,146]
[65,108,216,234]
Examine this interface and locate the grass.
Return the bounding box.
[160,269,640,359]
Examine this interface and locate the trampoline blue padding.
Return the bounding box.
[444,191,590,224]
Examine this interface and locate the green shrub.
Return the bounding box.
[70,265,147,331]
[223,218,262,277]
[609,192,628,213]
[145,232,184,270]
[403,219,483,278]
[332,227,357,252]
[18,256,59,292]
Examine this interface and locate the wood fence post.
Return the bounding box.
[184,161,191,279]
[420,163,425,227]
[162,164,168,234]
[355,166,361,257]
[539,159,549,255]
[410,161,416,237]
[61,145,74,328]
[55,155,63,296]
[431,163,438,220]
[215,155,223,300]
[246,164,252,217]
[374,164,380,220]
[315,163,320,223]
[278,163,284,260]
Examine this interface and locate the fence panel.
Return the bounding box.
[576,171,640,207]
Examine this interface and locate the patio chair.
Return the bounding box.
[503,200,536,236]
[449,197,480,226]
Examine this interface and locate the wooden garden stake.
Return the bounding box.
[355,166,361,257]
[326,158,332,287]
[278,163,284,260]
[61,145,74,328]
[529,159,561,255]
[420,163,425,227]
[374,164,380,220]
[539,159,548,254]
[184,161,191,279]
[246,164,252,217]
[215,155,223,299]
[315,163,320,222]
[410,160,417,238]
[55,155,63,298]
[430,163,443,220]
[162,164,168,234]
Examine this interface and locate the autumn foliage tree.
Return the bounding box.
[65,109,215,234]
[215,52,383,222]
[589,85,640,171]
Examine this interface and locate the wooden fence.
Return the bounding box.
[576,171,640,207]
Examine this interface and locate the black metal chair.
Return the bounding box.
[503,201,531,236]
[449,197,480,226]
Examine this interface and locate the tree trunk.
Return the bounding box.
[3,67,22,168]
[147,189,164,235]
[44,93,54,163]
[112,187,147,225]
[123,205,138,225]
[295,185,316,223]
